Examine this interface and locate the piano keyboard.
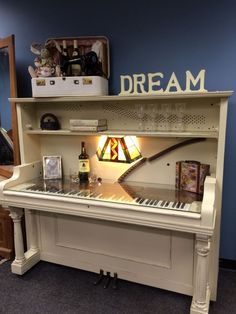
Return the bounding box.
[22,184,192,212]
[133,197,191,211]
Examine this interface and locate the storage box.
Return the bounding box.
[32,76,108,97]
[31,36,109,97]
[175,160,210,194]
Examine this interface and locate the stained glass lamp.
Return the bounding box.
[96,135,142,163]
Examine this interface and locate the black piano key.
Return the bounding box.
[180,203,186,209]
[56,190,66,194]
[48,187,60,193]
[78,192,87,197]
[68,190,78,195]
[135,197,141,203]
[176,202,181,208]
[27,186,38,191]
[160,200,166,207]
[138,198,145,204]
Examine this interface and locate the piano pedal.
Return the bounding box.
[94,270,118,289]
[103,271,111,289]
[94,269,104,286]
[112,272,118,289]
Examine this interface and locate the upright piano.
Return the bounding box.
[0,92,232,314]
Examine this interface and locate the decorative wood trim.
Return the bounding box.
[148,138,206,162]
[0,166,13,178]
[191,234,211,314]
[0,35,20,165]
[118,138,206,183]
[0,205,14,259]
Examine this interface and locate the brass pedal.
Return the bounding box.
[103,271,111,289]
[94,269,104,285]
[112,272,118,289]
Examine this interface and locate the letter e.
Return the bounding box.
[148,73,164,94]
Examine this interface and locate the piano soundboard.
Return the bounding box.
[8,177,203,214]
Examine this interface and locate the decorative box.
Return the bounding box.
[32,76,108,97]
[30,36,109,97]
[175,160,210,194]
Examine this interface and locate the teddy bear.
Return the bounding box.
[28,42,60,78]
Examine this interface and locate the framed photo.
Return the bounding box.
[43,156,62,180]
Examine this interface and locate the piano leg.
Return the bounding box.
[9,207,40,275]
[190,234,211,314]
[27,209,39,253]
[9,207,25,263]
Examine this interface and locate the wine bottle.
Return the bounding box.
[78,141,90,183]
[71,40,81,76]
[61,40,70,76]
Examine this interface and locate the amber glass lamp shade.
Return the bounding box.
[96,135,142,163]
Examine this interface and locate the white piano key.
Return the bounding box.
[107,194,116,201]
[182,203,191,211]
[117,195,126,202]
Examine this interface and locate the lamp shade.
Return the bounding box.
[97,135,142,163]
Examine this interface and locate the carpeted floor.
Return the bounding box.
[0,260,235,314]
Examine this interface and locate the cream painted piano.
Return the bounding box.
[0,91,232,314]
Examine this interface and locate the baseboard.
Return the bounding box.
[219,258,236,270]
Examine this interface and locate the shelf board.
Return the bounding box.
[25,129,218,138]
[9,91,233,104]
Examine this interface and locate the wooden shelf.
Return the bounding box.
[25,128,218,138]
[9,91,233,104]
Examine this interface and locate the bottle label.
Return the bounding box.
[79,159,90,172]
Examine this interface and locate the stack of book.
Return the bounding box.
[69,119,108,132]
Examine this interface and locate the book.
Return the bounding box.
[69,119,107,126]
[70,125,108,132]
[175,160,210,194]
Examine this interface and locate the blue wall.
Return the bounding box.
[0,0,236,260]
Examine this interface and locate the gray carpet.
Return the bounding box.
[0,260,235,314]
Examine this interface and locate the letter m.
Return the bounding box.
[186,70,207,92]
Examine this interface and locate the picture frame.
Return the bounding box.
[43,156,62,180]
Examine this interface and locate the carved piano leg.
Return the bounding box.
[191,234,211,314]
[27,209,39,253]
[9,207,40,275]
[9,207,26,263]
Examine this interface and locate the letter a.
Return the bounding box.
[165,72,183,93]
